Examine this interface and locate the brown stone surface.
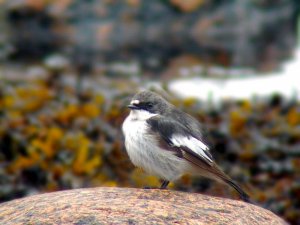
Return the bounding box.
[0,187,287,225]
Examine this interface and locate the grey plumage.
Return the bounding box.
[122,90,250,202]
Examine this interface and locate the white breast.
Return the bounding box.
[122,110,188,181]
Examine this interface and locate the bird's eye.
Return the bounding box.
[146,102,153,108]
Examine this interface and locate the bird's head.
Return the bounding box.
[127,91,170,115]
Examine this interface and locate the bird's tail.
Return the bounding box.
[209,164,251,203]
[222,178,250,203]
[183,152,252,203]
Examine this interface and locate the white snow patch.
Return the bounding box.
[169,49,300,103]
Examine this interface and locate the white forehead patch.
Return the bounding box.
[131,99,140,105]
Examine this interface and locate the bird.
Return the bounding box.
[122,90,250,202]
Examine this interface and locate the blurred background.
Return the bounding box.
[0,0,300,223]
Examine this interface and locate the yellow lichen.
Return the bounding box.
[131,168,161,188]
[81,103,100,118]
[229,111,246,137]
[287,107,300,126]
[183,97,197,107]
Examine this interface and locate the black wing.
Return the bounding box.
[146,115,213,166]
[147,115,251,202]
[165,108,206,140]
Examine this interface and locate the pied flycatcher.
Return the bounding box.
[122,90,250,202]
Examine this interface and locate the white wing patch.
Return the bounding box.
[171,135,213,163]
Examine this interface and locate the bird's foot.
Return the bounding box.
[160,180,170,189]
[143,186,153,189]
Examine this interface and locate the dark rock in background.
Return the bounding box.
[0,0,299,73]
[6,6,66,59]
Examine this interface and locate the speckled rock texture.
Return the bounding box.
[0,187,286,225]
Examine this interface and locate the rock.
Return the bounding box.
[170,0,205,13]
[2,1,298,70]
[0,187,287,225]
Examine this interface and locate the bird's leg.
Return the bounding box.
[160,180,170,189]
[143,180,170,189]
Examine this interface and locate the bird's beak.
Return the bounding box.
[127,104,139,110]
